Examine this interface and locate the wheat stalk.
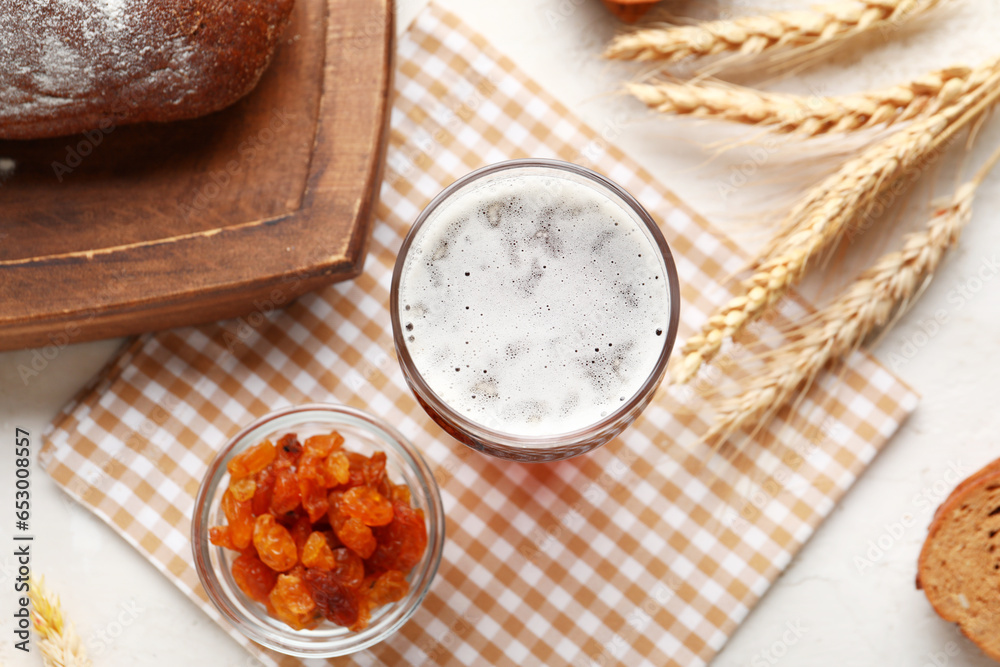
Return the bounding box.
[604,0,939,65]
[29,577,92,667]
[672,68,1000,384]
[705,158,994,444]
[627,58,1000,136]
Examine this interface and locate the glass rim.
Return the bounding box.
[191,403,446,657]
[389,158,681,455]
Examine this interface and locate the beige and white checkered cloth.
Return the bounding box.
[42,5,919,666]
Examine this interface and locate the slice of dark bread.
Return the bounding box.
[918,459,1000,662]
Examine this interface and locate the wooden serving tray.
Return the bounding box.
[0,0,393,351]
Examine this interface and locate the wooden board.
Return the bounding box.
[0,0,394,351]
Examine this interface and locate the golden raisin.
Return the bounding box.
[227,439,277,478]
[269,572,317,630]
[232,553,277,604]
[344,452,368,487]
[327,490,346,524]
[369,570,409,607]
[303,432,344,459]
[341,486,394,527]
[296,432,341,490]
[350,592,372,633]
[270,466,301,516]
[228,476,256,502]
[329,547,364,589]
[221,490,254,549]
[301,532,337,571]
[389,483,411,505]
[364,451,388,490]
[252,465,276,516]
[336,517,377,559]
[253,514,298,572]
[303,568,360,628]
[368,500,427,573]
[209,525,237,550]
[322,451,351,487]
[298,474,329,523]
[274,433,302,466]
[287,512,313,559]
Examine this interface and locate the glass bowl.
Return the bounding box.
[191,403,445,658]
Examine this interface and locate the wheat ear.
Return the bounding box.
[672,69,1000,384]
[29,577,92,667]
[704,147,1000,444]
[627,58,1000,136]
[604,0,939,64]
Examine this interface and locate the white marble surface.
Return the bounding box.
[3,1,1000,665]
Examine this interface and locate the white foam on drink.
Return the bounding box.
[398,171,671,438]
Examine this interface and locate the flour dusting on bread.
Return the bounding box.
[0,0,295,139]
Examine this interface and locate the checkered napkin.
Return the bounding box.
[41,5,919,666]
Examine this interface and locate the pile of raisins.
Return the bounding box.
[209,432,427,631]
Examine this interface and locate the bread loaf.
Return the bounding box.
[0,0,295,140]
[917,457,1000,662]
